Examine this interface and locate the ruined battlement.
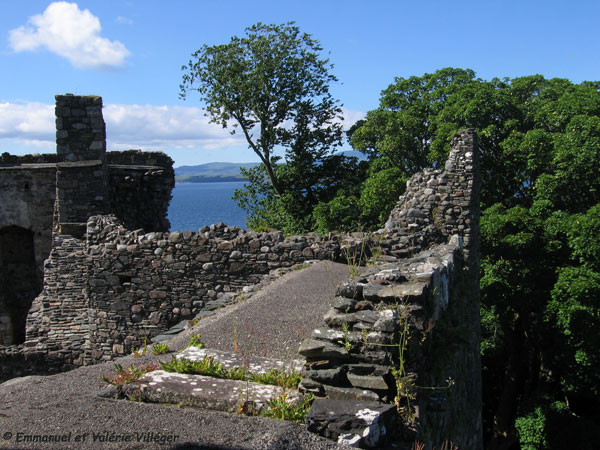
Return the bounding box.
[0,95,482,449]
[0,95,174,348]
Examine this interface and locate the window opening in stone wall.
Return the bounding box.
[0,226,39,344]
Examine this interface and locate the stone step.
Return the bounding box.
[176,347,305,375]
[121,370,301,413]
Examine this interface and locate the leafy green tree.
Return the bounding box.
[180,21,344,199]
[349,69,600,449]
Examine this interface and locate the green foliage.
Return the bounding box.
[187,334,205,348]
[515,406,548,450]
[565,204,600,270]
[181,21,351,233]
[350,68,600,448]
[151,343,170,355]
[160,356,302,389]
[546,266,600,398]
[515,400,600,450]
[261,393,314,423]
[313,158,406,233]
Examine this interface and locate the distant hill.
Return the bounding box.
[335,150,367,161]
[174,151,366,183]
[175,162,259,183]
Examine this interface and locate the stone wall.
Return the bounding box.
[55,94,108,233]
[107,150,174,232]
[300,129,482,449]
[0,160,56,345]
[0,95,174,347]
[35,216,341,362]
[381,130,480,265]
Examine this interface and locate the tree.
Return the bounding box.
[348,69,600,449]
[180,21,344,198]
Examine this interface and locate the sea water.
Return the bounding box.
[167,182,247,231]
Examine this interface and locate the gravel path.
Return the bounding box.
[0,261,352,450]
[192,260,350,361]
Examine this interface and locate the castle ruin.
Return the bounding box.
[0,95,482,448]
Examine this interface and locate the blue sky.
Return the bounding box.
[1,0,598,167]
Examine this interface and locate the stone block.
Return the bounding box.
[306,399,396,448]
[347,374,389,391]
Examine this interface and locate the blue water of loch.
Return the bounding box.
[167,182,247,231]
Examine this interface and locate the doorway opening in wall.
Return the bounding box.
[0,226,39,345]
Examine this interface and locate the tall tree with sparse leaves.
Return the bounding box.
[180,22,344,201]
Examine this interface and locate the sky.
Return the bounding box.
[1,0,599,168]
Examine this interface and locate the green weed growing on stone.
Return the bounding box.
[187,333,205,348]
[160,356,302,388]
[263,393,314,423]
[342,240,366,278]
[102,362,158,387]
[132,338,148,357]
[237,393,314,424]
[413,440,458,450]
[151,343,170,355]
[252,369,302,389]
[187,317,203,327]
[160,355,227,377]
[338,322,353,351]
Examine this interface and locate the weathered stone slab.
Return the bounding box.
[176,347,304,375]
[376,281,429,300]
[347,373,389,390]
[121,370,301,413]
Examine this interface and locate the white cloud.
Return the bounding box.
[115,16,133,25]
[339,107,365,131]
[8,2,130,70]
[0,101,365,155]
[0,102,244,152]
[0,102,54,141]
[103,104,245,150]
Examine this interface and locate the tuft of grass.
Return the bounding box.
[151,343,170,355]
[160,355,227,377]
[237,393,314,424]
[413,441,459,450]
[188,317,202,327]
[262,393,314,423]
[187,333,205,348]
[160,355,302,389]
[251,368,302,389]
